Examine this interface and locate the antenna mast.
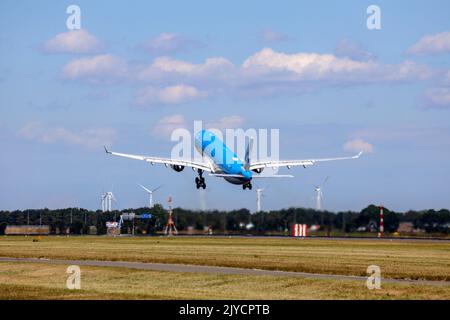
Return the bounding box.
[163,195,178,236]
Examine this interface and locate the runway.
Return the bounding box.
[1,256,449,287]
[175,234,450,242]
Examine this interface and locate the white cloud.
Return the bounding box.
[60,47,433,101]
[136,84,205,106]
[242,48,429,83]
[151,114,246,140]
[142,33,199,55]
[61,48,431,89]
[159,114,185,125]
[152,57,197,73]
[343,139,374,153]
[43,30,103,54]
[206,115,245,130]
[19,122,115,149]
[152,114,186,139]
[423,87,450,109]
[242,48,373,77]
[137,56,235,82]
[407,31,450,55]
[61,54,127,83]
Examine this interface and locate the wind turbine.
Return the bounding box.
[101,192,107,212]
[315,176,329,211]
[101,191,117,212]
[139,184,163,208]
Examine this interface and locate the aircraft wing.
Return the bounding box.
[249,151,363,171]
[104,146,213,172]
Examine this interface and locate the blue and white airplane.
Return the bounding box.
[105,130,362,190]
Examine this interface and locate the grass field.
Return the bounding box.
[0,236,449,299]
[1,262,449,300]
[0,236,449,280]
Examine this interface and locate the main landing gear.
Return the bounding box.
[242,182,252,190]
[195,169,206,189]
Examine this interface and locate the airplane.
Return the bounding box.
[104,129,362,190]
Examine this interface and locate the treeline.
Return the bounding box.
[0,205,449,235]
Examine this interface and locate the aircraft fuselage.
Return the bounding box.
[194,130,252,185]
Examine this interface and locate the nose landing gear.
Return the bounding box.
[195,169,206,189]
[242,182,252,190]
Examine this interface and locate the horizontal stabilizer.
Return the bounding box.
[252,175,294,178]
[209,173,244,178]
[209,173,294,178]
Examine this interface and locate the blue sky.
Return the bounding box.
[1,0,450,212]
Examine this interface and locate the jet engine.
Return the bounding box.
[171,165,185,172]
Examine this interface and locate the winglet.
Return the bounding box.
[104,146,111,154]
[353,151,363,159]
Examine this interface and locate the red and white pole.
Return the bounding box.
[378,205,384,238]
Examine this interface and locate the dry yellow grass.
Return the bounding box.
[1,262,449,300]
[0,236,449,281]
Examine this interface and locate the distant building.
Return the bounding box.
[88,226,97,235]
[397,222,414,233]
[106,221,120,236]
[5,225,50,235]
[356,226,367,232]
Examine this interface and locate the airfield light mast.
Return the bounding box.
[378,205,384,238]
[164,196,178,236]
